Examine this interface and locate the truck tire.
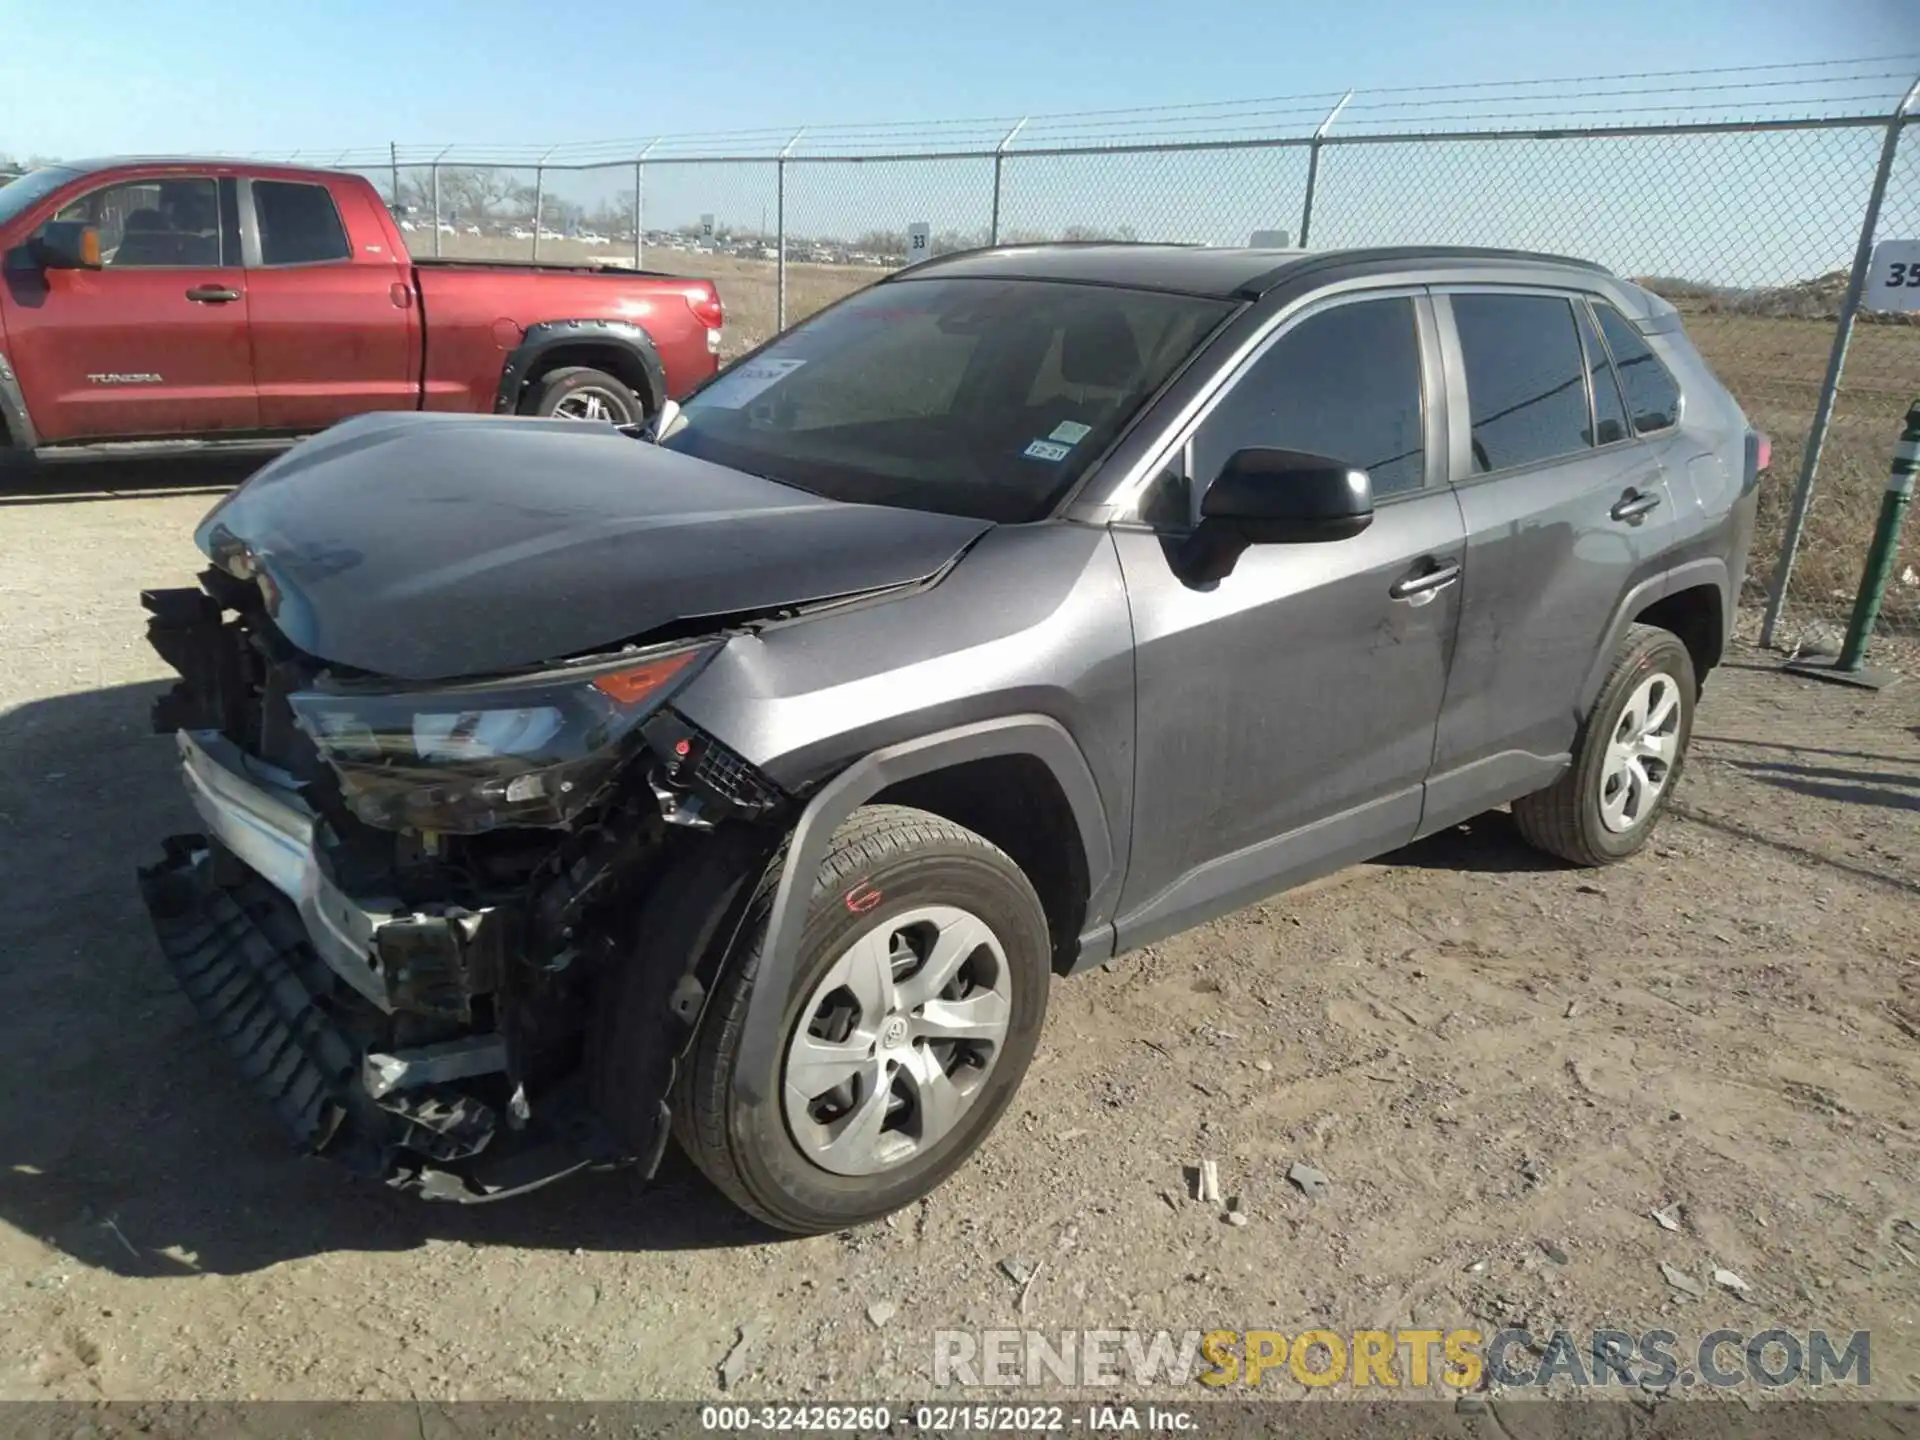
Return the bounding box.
[1513,623,1697,867]
[520,365,643,425]
[671,805,1051,1234]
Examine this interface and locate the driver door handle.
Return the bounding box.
[185,285,240,304]
[1390,560,1461,603]
[1610,488,1662,522]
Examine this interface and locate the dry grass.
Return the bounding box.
[425,232,878,355]
[1684,311,1919,635]
[432,235,1919,635]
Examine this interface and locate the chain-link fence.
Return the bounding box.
[231,70,1920,645]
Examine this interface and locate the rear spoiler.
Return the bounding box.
[1622,283,1686,337]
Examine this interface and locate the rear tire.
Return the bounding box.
[672,805,1051,1235]
[1513,623,1696,867]
[520,365,643,425]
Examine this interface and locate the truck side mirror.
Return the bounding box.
[32,221,102,270]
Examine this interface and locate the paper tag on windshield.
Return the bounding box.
[1024,439,1073,462]
[1049,421,1092,444]
[698,357,807,410]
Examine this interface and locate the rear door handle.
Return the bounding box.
[1390,560,1462,604]
[1610,488,1662,522]
[185,285,240,304]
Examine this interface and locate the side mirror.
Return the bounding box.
[32,221,101,270]
[1200,447,1374,544]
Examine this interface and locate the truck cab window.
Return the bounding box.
[254,181,351,266]
[55,178,220,267]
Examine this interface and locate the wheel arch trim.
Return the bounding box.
[1578,557,1730,713]
[732,714,1116,1105]
[494,319,666,417]
[0,349,38,449]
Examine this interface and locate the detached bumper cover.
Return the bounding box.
[140,737,626,1200]
[172,728,498,1018]
[140,841,621,1199]
[142,841,365,1157]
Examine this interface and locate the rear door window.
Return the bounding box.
[1593,302,1682,434]
[1450,293,1593,474]
[253,180,351,266]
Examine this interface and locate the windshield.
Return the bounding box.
[661,276,1233,522]
[0,166,82,229]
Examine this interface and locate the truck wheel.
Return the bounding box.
[1513,623,1697,867]
[521,366,643,425]
[673,805,1051,1234]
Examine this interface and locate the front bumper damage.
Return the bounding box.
[139,729,622,1201]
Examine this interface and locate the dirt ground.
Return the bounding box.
[1,460,1917,1407]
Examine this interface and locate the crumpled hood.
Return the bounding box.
[194,412,993,682]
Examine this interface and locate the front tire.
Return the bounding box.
[520,365,644,425]
[1513,623,1696,866]
[673,805,1051,1234]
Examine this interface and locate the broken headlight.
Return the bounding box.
[288,641,719,834]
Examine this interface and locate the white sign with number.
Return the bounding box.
[1864,239,1920,312]
[700,213,715,239]
[906,222,931,265]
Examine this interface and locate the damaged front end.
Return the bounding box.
[136,570,785,1201]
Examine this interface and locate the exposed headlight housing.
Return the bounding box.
[288,641,718,834]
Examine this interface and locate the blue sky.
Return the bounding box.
[2,0,1910,161]
[3,0,1918,286]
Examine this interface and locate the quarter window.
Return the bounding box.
[1576,301,1631,446]
[53,178,221,268]
[1594,303,1682,434]
[1451,293,1592,474]
[1190,297,1427,500]
[253,181,351,265]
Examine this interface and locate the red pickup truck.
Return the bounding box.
[0,158,723,455]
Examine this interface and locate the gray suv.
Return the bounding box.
[137,243,1764,1232]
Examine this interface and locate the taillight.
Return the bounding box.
[1756,430,1772,472]
[684,284,724,330]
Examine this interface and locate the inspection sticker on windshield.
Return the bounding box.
[1024,439,1073,462]
[1049,420,1092,444]
[698,357,807,409]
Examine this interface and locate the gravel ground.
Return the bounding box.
[1,459,1917,1406]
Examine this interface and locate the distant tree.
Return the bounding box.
[398,167,543,225]
[1058,223,1139,242]
[590,191,637,231]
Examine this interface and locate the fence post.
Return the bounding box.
[990,117,1027,246]
[1761,81,1920,649]
[635,138,662,271]
[776,129,805,333]
[1297,90,1353,250]
[531,146,556,262]
[430,146,450,258]
[1837,399,1920,670]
